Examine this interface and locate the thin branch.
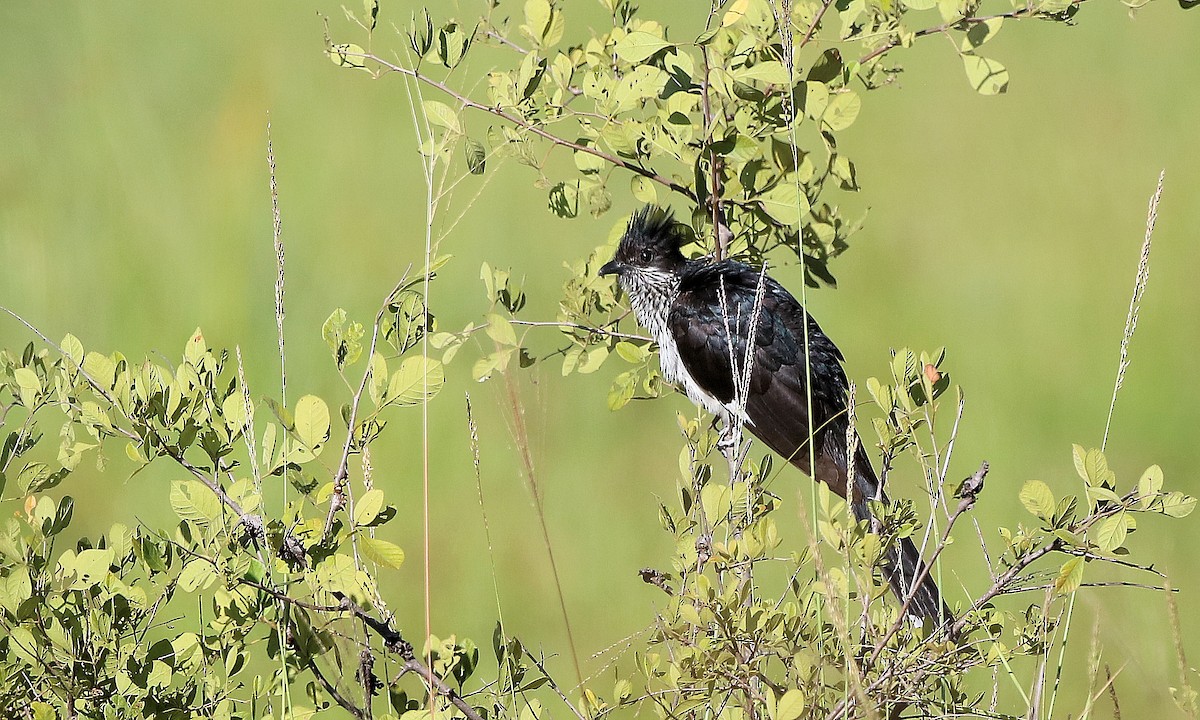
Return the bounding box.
[324,274,411,538]
[341,51,697,202]
[510,319,650,342]
[306,653,368,720]
[997,580,1174,596]
[869,461,988,663]
[484,29,527,54]
[799,0,838,47]
[858,0,1088,65]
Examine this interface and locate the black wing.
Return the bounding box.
[668,260,857,498]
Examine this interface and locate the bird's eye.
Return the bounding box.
[640,249,653,263]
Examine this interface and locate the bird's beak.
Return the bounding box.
[598,259,621,276]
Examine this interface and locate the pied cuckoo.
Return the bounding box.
[599,205,951,623]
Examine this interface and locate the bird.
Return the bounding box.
[599,205,951,623]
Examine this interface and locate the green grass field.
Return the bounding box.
[2,1,1198,715]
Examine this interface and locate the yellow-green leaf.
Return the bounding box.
[962,54,1009,95]
[822,91,861,131]
[388,356,445,405]
[1137,464,1164,506]
[777,689,806,720]
[758,182,810,227]
[359,536,406,569]
[485,313,518,346]
[423,100,462,134]
[1162,491,1197,518]
[1054,556,1084,595]
[354,488,385,527]
[294,395,330,451]
[1090,511,1127,552]
[614,31,671,63]
[1019,480,1055,520]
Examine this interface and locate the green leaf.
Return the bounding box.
[315,554,369,600]
[613,31,671,63]
[465,138,487,174]
[323,308,364,368]
[13,367,40,407]
[1072,443,1088,482]
[523,0,552,41]
[960,17,1003,51]
[83,351,117,389]
[485,313,518,346]
[577,347,608,374]
[73,548,114,588]
[1054,556,1084,595]
[1090,511,1128,552]
[170,480,223,526]
[179,559,219,592]
[387,356,445,405]
[1085,447,1115,488]
[354,488,386,527]
[359,536,406,569]
[615,341,648,364]
[631,175,658,203]
[329,43,367,69]
[61,333,84,366]
[962,54,1009,95]
[31,702,55,720]
[733,61,792,85]
[701,484,733,523]
[1161,491,1197,518]
[1019,480,1055,520]
[1137,464,1163,508]
[776,690,806,720]
[423,100,462,134]
[822,91,861,131]
[758,182,810,226]
[294,395,330,451]
[8,626,38,666]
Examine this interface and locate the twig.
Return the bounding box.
[510,319,650,342]
[306,654,368,720]
[324,275,411,538]
[996,580,1174,596]
[340,51,697,203]
[858,0,1088,65]
[869,461,988,663]
[799,0,838,47]
[484,29,527,54]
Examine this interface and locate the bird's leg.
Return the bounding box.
[715,414,749,483]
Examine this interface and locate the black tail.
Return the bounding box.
[884,534,953,624]
[846,444,953,625]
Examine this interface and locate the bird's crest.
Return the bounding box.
[616,205,689,267]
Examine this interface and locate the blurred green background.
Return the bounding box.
[2,0,1198,715]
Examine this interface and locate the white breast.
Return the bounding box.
[622,269,747,423]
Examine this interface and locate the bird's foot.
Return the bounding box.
[715,419,749,471]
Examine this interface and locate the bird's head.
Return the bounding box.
[599,205,688,279]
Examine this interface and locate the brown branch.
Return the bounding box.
[306,653,368,720]
[484,29,527,54]
[799,0,838,48]
[868,461,989,665]
[858,0,1088,65]
[510,319,650,343]
[343,51,697,202]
